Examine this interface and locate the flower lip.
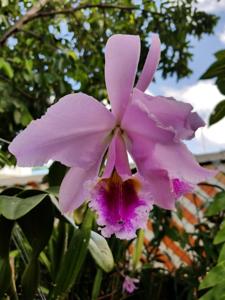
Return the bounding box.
[89,169,150,239]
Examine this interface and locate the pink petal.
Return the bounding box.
[153,142,216,184]
[172,178,193,197]
[124,132,157,172]
[123,276,139,293]
[105,34,140,121]
[124,133,215,205]
[185,112,205,138]
[136,33,161,91]
[132,88,204,140]
[143,169,176,210]
[103,131,131,178]
[59,163,99,212]
[121,95,175,144]
[9,93,115,167]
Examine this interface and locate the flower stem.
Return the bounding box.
[132,228,144,270]
[91,268,103,300]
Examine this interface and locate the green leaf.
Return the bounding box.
[18,196,54,255]
[47,220,69,281]
[0,193,47,220]
[217,78,225,95]
[88,231,114,273]
[218,243,225,263]
[0,216,15,299]
[0,257,12,298]
[0,187,22,196]
[199,261,225,290]
[0,57,14,78]
[18,197,54,298]
[205,192,225,216]
[201,57,225,80]
[199,283,225,300]
[214,221,225,244]
[0,215,14,257]
[215,50,225,60]
[44,161,67,186]
[46,186,59,197]
[66,50,78,61]
[209,100,225,125]
[49,209,93,299]
[21,258,40,300]
[13,110,21,124]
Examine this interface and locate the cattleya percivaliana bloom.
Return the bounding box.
[9,34,215,239]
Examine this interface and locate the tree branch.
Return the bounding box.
[0,3,138,46]
[0,0,50,45]
[0,73,34,100]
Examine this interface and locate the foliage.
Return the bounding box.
[198,191,225,300]
[0,176,223,299]
[201,50,225,126]
[0,0,218,149]
[0,185,115,299]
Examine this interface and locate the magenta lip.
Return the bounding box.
[89,171,149,239]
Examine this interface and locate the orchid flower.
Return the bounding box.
[122,276,139,294]
[9,33,215,239]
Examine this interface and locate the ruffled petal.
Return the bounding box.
[105,34,140,121]
[89,171,151,239]
[103,131,131,178]
[153,142,216,184]
[9,93,115,167]
[136,33,161,91]
[59,163,100,213]
[124,133,215,205]
[132,88,204,140]
[121,95,175,144]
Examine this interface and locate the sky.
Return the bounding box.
[150,0,225,155]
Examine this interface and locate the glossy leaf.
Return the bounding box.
[18,196,54,255]
[201,58,225,80]
[0,257,12,298]
[216,78,225,95]
[0,216,15,298]
[0,193,47,220]
[209,100,225,126]
[218,243,225,263]
[18,196,54,298]
[0,187,22,196]
[199,283,225,300]
[214,221,225,245]
[205,192,225,216]
[199,261,225,290]
[21,258,40,300]
[0,215,14,257]
[49,209,93,299]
